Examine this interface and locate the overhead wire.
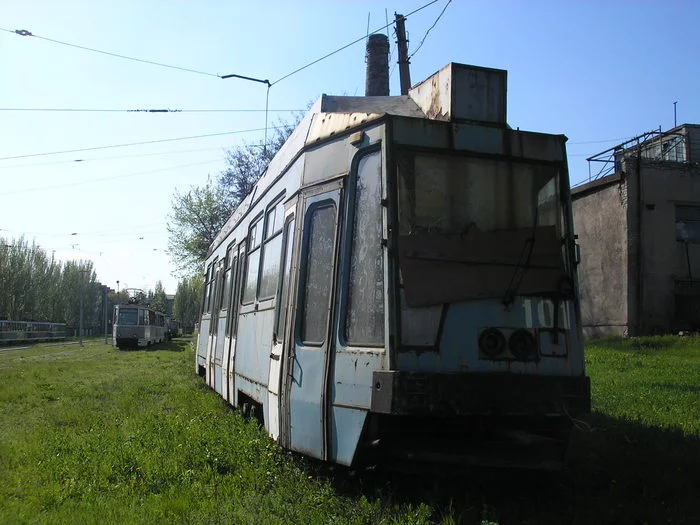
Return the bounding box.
[409,0,452,59]
[0,107,303,113]
[0,126,287,162]
[3,1,442,163]
[0,140,274,170]
[0,159,222,196]
[270,0,439,86]
[0,27,220,78]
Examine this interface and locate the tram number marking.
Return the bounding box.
[521,299,569,329]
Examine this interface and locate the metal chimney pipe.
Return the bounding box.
[365,34,389,96]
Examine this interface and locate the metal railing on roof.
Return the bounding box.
[578,127,689,187]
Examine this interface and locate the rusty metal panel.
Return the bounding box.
[320,94,424,117]
[409,63,507,124]
[452,64,507,124]
[408,65,452,121]
[306,112,383,145]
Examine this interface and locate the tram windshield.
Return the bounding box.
[396,152,569,307]
[117,307,139,325]
[397,153,561,236]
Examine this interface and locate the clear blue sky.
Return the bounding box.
[2,0,698,294]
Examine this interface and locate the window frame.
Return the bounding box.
[340,146,386,348]
[241,213,264,305]
[676,204,700,243]
[298,199,338,347]
[274,214,296,343]
[258,193,286,302]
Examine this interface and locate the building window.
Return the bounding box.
[676,205,700,242]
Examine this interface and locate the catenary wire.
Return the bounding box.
[0,27,220,78]
[0,126,285,162]
[0,107,302,113]
[0,159,221,196]
[409,0,452,59]
[0,146,230,170]
[0,141,272,170]
[270,0,439,86]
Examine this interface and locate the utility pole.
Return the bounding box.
[395,13,411,95]
[673,101,678,128]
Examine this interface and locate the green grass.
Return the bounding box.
[0,336,698,524]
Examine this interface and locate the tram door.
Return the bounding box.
[287,184,341,459]
[225,242,244,406]
[208,259,225,392]
[267,203,296,440]
[220,243,238,402]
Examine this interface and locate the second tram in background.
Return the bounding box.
[0,321,66,345]
[196,61,590,470]
[113,302,170,350]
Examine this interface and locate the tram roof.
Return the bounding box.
[208,62,509,256]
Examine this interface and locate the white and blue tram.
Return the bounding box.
[0,321,67,345]
[113,303,168,349]
[196,63,590,469]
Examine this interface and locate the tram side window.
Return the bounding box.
[242,217,263,304]
[209,264,221,313]
[228,242,245,336]
[202,263,213,314]
[275,217,295,342]
[221,244,234,310]
[259,198,285,300]
[300,203,336,345]
[345,151,384,346]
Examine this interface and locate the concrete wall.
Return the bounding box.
[572,175,630,337]
[635,159,700,331]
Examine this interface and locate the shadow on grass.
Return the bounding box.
[146,337,191,352]
[117,337,192,353]
[320,414,700,525]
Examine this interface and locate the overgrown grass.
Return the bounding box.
[0,340,431,524]
[0,336,698,524]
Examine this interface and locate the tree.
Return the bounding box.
[173,275,203,333]
[166,177,230,276]
[166,114,304,278]
[217,117,298,209]
[0,236,100,332]
[150,280,169,313]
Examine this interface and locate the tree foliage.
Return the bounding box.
[217,118,298,209]
[0,237,101,328]
[166,115,302,278]
[173,275,203,333]
[166,177,230,276]
[148,280,169,314]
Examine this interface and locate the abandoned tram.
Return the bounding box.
[196,61,590,469]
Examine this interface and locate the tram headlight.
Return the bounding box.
[479,328,506,358]
[508,329,538,361]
